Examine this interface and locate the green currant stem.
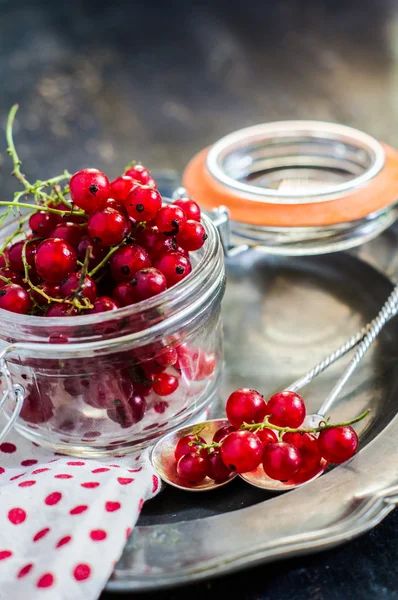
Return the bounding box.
[6,105,31,190]
[88,240,125,277]
[241,409,370,435]
[0,275,11,285]
[0,201,83,217]
[189,440,221,451]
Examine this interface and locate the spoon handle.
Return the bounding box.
[287,283,398,398]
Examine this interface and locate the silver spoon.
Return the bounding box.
[241,281,398,490]
[151,418,238,491]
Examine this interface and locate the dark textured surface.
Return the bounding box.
[1,0,398,597]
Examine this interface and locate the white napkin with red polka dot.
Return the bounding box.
[0,432,161,599]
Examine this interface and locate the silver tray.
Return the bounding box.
[107,223,398,593]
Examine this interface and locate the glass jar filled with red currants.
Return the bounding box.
[0,107,225,456]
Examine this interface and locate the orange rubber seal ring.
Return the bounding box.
[183,144,398,227]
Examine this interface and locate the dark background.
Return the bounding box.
[1,0,398,598]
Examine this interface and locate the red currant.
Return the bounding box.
[257,427,278,447]
[46,303,79,317]
[212,424,236,443]
[221,430,263,473]
[70,168,110,212]
[35,238,77,283]
[107,393,147,428]
[317,426,358,464]
[29,211,61,237]
[175,434,207,461]
[59,272,97,302]
[152,236,189,260]
[88,207,129,246]
[177,453,208,483]
[262,442,302,481]
[154,252,192,287]
[125,164,155,187]
[110,175,136,203]
[267,390,306,428]
[154,347,178,369]
[51,222,85,249]
[154,400,168,413]
[77,236,107,268]
[283,432,322,472]
[226,388,267,428]
[207,451,233,482]
[135,225,161,256]
[0,268,23,288]
[125,186,162,222]
[152,373,179,396]
[155,205,187,236]
[173,198,201,222]
[130,268,167,301]
[30,282,61,304]
[90,296,119,313]
[112,282,136,307]
[110,244,151,282]
[0,284,32,314]
[8,240,38,273]
[19,386,54,424]
[176,220,207,251]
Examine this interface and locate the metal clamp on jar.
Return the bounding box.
[182,121,398,255]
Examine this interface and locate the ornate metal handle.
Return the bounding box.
[0,346,24,443]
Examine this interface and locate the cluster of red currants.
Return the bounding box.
[174,388,361,485]
[0,164,207,316]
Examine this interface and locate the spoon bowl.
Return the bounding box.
[151,418,238,491]
[240,458,328,491]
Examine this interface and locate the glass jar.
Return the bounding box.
[0,212,225,457]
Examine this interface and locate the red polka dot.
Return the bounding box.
[67,461,85,466]
[8,508,26,525]
[92,468,109,473]
[37,573,54,588]
[73,563,91,581]
[56,535,71,548]
[19,480,36,487]
[128,467,142,473]
[21,459,38,467]
[126,528,132,539]
[89,529,107,542]
[10,473,25,481]
[17,563,33,578]
[32,468,50,474]
[105,501,121,512]
[45,492,62,506]
[117,477,134,485]
[80,482,99,489]
[0,467,4,475]
[0,443,16,453]
[33,528,50,542]
[32,442,39,447]
[70,505,88,515]
[135,455,141,461]
[152,475,159,493]
[138,498,144,511]
[54,474,73,479]
[0,550,12,560]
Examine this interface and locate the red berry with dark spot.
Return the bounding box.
[0,284,32,314]
[155,205,187,236]
[152,236,189,260]
[262,442,302,481]
[110,244,151,282]
[173,198,201,222]
[226,388,267,429]
[175,434,207,461]
[176,220,207,251]
[221,430,263,473]
[0,268,23,289]
[51,222,85,249]
[152,372,178,396]
[59,273,97,302]
[267,391,306,428]
[35,238,77,283]
[177,453,208,483]
[107,393,147,428]
[8,240,38,273]
[125,186,162,222]
[154,252,192,287]
[130,268,167,301]
[207,451,233,482]
[125,164,155,187]
[88,208,129,247]
[317,426,358,464]
[110,176,136,203]
[29,211,61,237]
[70,168,110,212]
[135,226,161,256]
[90,296,119,313]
